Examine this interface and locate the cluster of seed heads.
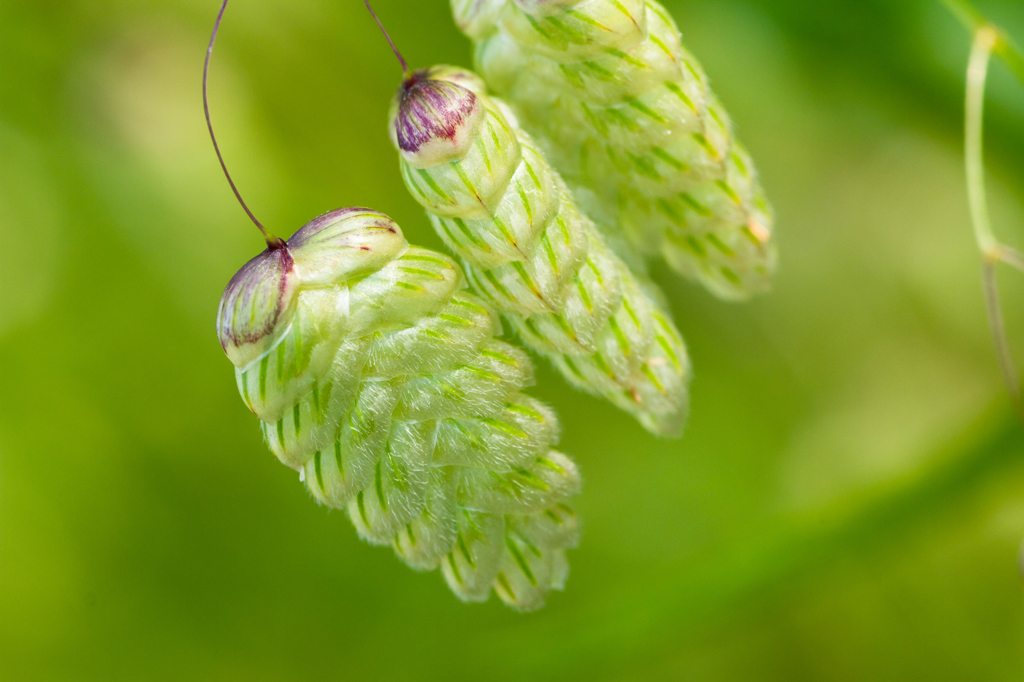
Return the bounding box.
[209,0,775,609]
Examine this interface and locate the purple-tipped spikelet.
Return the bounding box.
[390,73,485,167]
[218,243,298,368]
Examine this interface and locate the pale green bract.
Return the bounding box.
[452,0,777,300]
[389,66,691,436]
[216,208,580,611]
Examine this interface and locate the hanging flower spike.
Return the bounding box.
[218,208,581,611]
[390,65,692,437]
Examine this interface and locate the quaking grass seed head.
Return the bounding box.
[382,57,692,434]
[216,204,581,611]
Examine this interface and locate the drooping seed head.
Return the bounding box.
[389,66,485,168]
[217,208,408,368]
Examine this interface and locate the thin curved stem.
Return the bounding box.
[204,0,283,249]
[962,24,1024,418]
[966,27,998,255]
[364,0,409,77]
[983,261,1021,401]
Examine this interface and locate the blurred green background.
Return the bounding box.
[2,0,1024,679]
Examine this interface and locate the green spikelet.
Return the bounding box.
[217,208,580,611]
[451,0,777,300]
[389,66,691,436]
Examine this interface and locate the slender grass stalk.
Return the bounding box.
[982,262,1019,400]
[966,28,1000,257]
[949,3,1024,418]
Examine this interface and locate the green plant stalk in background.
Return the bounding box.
[388,65,691,436]
[451,0,777,300]
[217,209,580,611]
[943,0,1024,416]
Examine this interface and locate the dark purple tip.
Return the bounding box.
[217,245,298,357]
[395,71,479,154]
